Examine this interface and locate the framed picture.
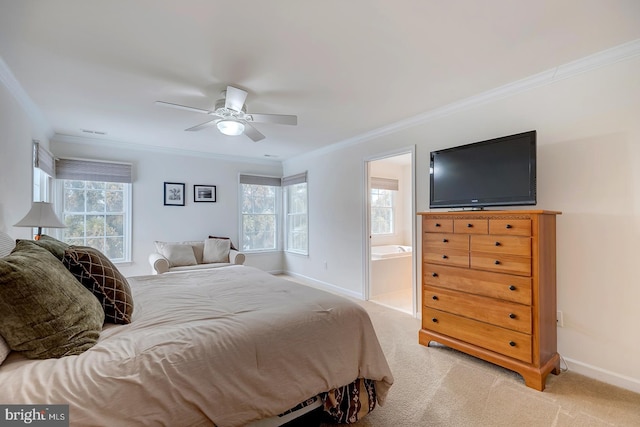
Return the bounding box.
[164,182,185,206]
[194,185,216,203]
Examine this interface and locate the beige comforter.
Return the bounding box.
[0,266,393,426]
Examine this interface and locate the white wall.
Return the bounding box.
[51,138,283,276]
[283,56,640,392]
[0,82,49,239]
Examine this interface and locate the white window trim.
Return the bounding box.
[55,180,132,263]
[371,187,396,236]
[238,174,283,253]
[284,182,308,256]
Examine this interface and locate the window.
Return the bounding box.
[239,175,281,252]
[33,167,52,202]
[32,141,54,202]
[371,188,394,234]
[283,172,308,255]
[371,177,398,235]
[56,159,132,262]
[60,180,131,261]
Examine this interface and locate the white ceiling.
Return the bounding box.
[1,1,639,162]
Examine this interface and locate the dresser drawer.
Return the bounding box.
[454,219,488,234]
[424,249,469,268]
[424,264,532,305]
[423,308,532,363]
[489,219,531,236]
[423,233,469,251]
[471,235,531,256]
[471,253,532,276]
[424,286,532,333]
[423,218,453,233]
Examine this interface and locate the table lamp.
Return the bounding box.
[14,202,66,240]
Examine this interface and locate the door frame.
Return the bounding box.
[363,145,417,317]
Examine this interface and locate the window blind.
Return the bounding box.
[282,171,307,186]
[371,177,399,191]
[33,141,55,177]
[239,174,282,187]
[55,158,132,183]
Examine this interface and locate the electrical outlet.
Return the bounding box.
[557,310,564,327]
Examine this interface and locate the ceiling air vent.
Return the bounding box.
[81,129,107,135]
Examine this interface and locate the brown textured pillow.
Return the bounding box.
[0,335,11,365]
[17,234,70,260]
[0,240,104,359]
[63,246,134,324]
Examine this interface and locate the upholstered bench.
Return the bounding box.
[148,237,245,274]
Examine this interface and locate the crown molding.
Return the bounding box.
[284,38,640,166]
[51,133,282,166]
[0,56,53,137]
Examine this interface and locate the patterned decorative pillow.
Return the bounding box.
[203,238,231,263]
[0,240,104,359]
[63,246,134,324]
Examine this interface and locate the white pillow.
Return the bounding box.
[0,335,10,365]
[162,244,197,267]
[203,238,230,263]
[0,231,15,258]
[155,240,205,264]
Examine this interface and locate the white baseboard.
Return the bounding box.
[562,357,640,394]
[282,271,364,300]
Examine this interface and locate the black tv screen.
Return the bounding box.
[429,130,536,209]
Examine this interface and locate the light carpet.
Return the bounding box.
[321,297,640,426]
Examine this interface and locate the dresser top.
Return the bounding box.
[417,209,561,216]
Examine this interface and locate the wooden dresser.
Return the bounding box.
[418,210,561,391]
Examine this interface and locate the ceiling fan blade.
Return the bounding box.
[155,101,211,114]
[225,86,248,112]
[185,119,218,132]
[247,113,297,126]
[243,123,266,142]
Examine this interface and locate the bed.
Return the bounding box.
[0,233,393,427]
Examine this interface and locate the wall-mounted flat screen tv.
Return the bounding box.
[429,130,537,209]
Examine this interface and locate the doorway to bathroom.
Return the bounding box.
[365,149,415,316]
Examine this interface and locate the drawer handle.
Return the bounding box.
[494,260,501,265]
[432,318,438,323]
[506,224,512,229]
[442,238,448,243]
[509,313,516,319]
[435,223,441,227]
[442,255,448,259]
[432,272,438,277]
[509,341,516,347]
[509,285,516,291]
[432,295,438,300]
[467,223,473,228]
[495,241,501,246]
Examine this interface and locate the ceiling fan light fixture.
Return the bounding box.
[217,119,245,136]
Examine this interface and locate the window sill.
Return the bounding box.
[285,250,308,257]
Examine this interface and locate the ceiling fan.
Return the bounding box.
[155,85,297,142]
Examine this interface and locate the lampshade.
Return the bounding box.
[14,202,66,238]
[216,119,245,136]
